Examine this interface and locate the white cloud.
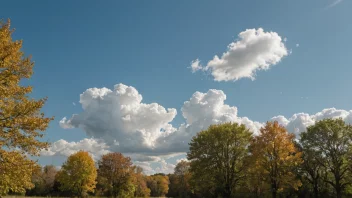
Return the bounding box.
[59,84,177,153]
[296,43,300,47]
[326,0,343,8]
[155,160,176,174]
[190,59,202,73]
[191,28,288,81]
[40,138,110,160]
[176,158,189,164]
[54,83,352,174]
[72,102,76,106]
[271,108,352,137]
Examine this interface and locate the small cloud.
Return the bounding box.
[296,43,300,47]
[326,0,343,8]
[283,38,287,42]
[72,102,76,106]
[190,59,203,73]
[190,28,288,81]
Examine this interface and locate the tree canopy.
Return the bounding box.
[0,19,52,196]
[249,121,303,198]
[187,122,252,197]
[56,151,97,197]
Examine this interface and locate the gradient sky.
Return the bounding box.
[1,0,351,173]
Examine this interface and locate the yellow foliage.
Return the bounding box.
[249,121,302,196]
[56,151,97,197]
[0,19,53,195]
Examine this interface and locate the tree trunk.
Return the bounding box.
[224,183,231,198]
[313,182,319,198]
[271,183,277,198]
[336,186,342,198]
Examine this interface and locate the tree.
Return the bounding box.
[26,165,58,196]
[56,151,97,197]
[300,119,352,198]
[134,166,151,198]
[297,140,325,198]
[146,174,169,197]
[249,121,302,198]
[97,152,136,197]
[187,122,252,197]
[174,160,192,198]
[0,19,53,196]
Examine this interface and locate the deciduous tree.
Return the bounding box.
[187,122,252,197]
[174,160,192,198]
[0,19,53,196]
[56,151,97,197]
[300,119,352,198]
[97,152,135,197]
[146,174,169,197]
[249,121,302,198]
[134,166,151,198]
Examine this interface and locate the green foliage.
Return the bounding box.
[187,122,252,197]
[300,118,352,198]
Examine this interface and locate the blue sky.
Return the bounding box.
[1,0,352,173]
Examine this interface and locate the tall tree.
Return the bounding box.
[249,121,302,198]
[187,122,252,197]
[0,19,53,196]
[56,151,97,197]
[174,160,192,198]
[97,152,135,197]
[300,118,352,198]
[134,166,151,198]
[297,140,325,198]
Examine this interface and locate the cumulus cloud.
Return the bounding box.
[59,84,177,153]
[271,108,352,137]
[191,28,288,81]
[40,138,110,160]
[54,83,352,174]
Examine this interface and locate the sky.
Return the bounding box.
[1,0,352,174]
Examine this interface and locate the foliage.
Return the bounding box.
[249,121,302,198]
[300,118,352,198]
[26,165,58,196]
[187,122,252,197]
[134,166,151,197]
[56,151,97,197]
[97,152,136,197]
[146,174,169,197]
[0,19,53,196]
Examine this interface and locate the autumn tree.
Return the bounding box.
[146,174,169,197]
[97,152,136,197]
[300,119,352,198]
[133,166,151,197]
[0,19,53,196]
[56,151,97,197]
[26,165,58,196]
[249,121,302,198]
[187,122,252,197]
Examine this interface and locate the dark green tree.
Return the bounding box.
[300,118,352,198]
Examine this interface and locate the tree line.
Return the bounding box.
[18,119,352,198]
